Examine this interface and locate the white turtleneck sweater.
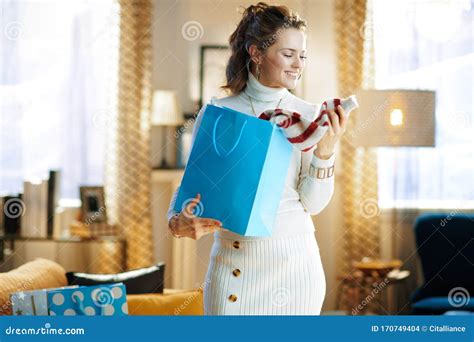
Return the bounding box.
[168,71,335,237]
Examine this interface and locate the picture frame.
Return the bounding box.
[79,186,107,224]
[199,45,231,108]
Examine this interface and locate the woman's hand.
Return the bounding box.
[168,193,223,240]
[314,105,348,159]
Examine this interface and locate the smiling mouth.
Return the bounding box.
[285,71,299,78]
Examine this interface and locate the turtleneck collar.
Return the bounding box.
[243,70,289,102]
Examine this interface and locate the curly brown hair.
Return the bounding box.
[221,2,307,95]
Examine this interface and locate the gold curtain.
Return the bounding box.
[104,0,154,271]
[334,0,380,273]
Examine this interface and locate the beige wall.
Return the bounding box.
[151,0,344,311]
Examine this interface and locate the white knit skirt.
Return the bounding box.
[203,231,326,315]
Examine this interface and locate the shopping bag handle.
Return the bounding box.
[72,293,104,315]
[212,114,247,158]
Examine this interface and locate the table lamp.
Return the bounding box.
[352,89,436,257]
[151,90,183,168]
[352,89,436,147]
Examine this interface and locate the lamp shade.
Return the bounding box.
[351,89,436,147]
[151,90,183,125]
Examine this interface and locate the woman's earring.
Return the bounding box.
[256,63,261,81]
[297,73,302,80]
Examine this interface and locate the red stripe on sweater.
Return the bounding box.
[288,120,319,144]
[315,109,329,121]
[277,117,301,128]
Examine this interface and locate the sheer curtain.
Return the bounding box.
[373,0,474,208]
[0,0,119,198]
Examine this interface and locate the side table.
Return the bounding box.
[335,269,410,315]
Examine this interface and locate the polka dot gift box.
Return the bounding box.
[47,283,128,316]
[11,286,79,316]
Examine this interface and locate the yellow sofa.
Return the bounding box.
[127,289,203,315]
[0,258,203,316]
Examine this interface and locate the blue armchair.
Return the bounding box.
[411,213,474,315]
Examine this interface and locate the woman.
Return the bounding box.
[168,2,348,315]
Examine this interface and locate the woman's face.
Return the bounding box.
[256,27,307,90]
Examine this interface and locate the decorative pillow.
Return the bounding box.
[0,258,67,315]
[66,262,165,294]
[127,289,203,315]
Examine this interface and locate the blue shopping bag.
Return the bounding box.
[47,283,128,316]
[174,104,292,236]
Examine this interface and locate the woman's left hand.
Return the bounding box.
[314,105,348,159]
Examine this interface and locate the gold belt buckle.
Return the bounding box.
[310,165,335,179]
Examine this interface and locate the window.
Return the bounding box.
[373,0,474,208]
[0,0,119,198]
